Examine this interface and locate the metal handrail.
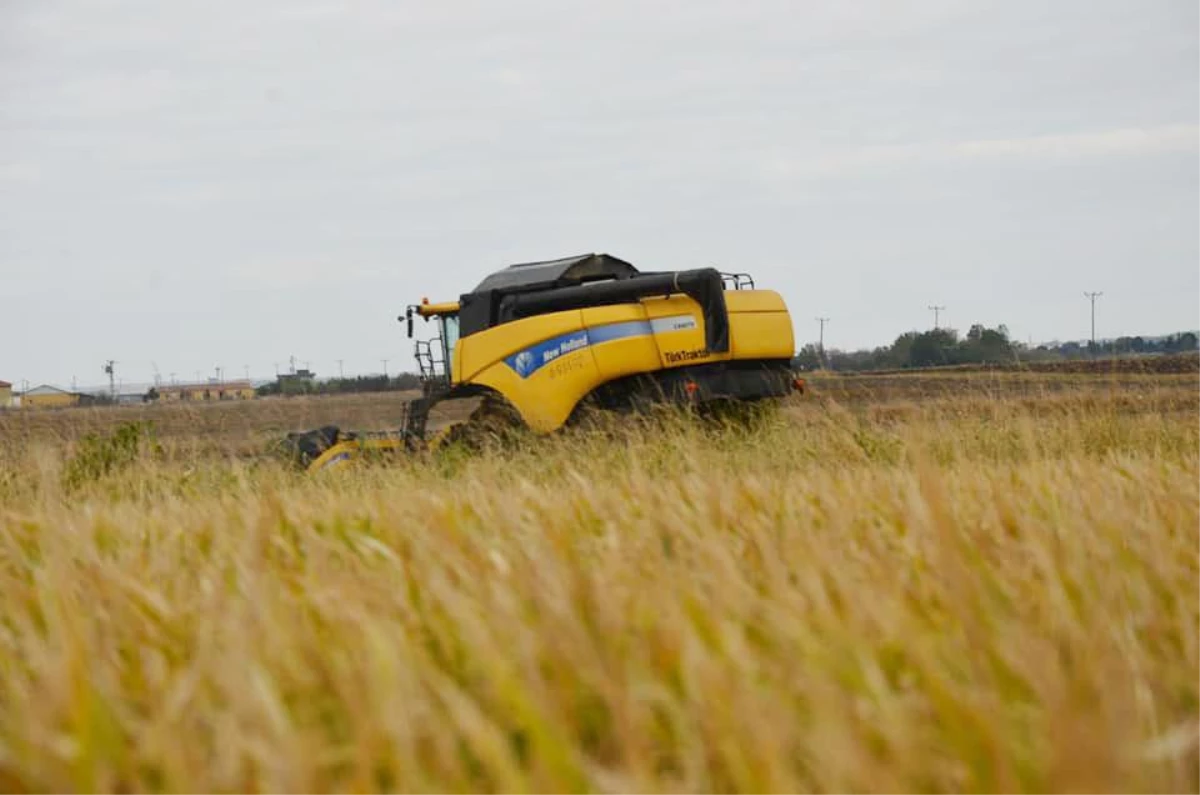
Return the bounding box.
[414,337,448,383]
[720,272,755,290]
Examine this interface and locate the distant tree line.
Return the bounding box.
[1039,331,1199,359]
[256,372,422,397]
[794,324,1020,371]
[794,325,1199,373]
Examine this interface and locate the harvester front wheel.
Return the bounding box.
[429,394,526,455]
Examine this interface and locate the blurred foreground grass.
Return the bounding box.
[0,380,1197,792]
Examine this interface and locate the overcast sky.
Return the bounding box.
[2,0,1197,388]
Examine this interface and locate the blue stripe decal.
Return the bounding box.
[586,320,653,344]
[505,331,589,379]
[503,319,660,379]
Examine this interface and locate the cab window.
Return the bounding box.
[441,314,460,369]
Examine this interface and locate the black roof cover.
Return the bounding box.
[470,253,639,294]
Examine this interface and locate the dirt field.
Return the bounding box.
[0,391,420,447]
[2,369,1195,452]
[825,351,1200,376]
[1,370,1194,471]
[804,370,1198,412]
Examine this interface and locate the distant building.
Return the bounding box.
[278,368,316,384]
[20,384,94,409]
[154,380,257,402]
[0,381,11,408]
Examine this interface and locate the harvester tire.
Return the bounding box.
[432,394,526,455]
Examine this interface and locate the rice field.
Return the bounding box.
[0,372,1196,792]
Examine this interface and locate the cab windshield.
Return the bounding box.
[440,314,460,375]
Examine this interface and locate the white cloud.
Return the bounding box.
[952,124,1199,159]
[0,160,41,184]
[225,258,386,290]
[761,124,1200,179]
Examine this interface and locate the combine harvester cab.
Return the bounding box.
[297,253,805,472]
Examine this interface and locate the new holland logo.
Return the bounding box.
[543,333,588,363]
[513,350,536,377]
[505,331,591,379]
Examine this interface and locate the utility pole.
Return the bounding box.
[381,358,390,378]
[1084,291,1103,351]
[815,317,830,368]
[102,360,116,400]
[337,359,344,379]
[928,305,946,330]
[243,365,250,382]
[215,366,223,384]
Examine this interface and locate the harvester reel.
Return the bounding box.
[284,428,416,474]
[278,425,343,470]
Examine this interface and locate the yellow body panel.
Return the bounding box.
[581,304,669,382]
[444,288,795,434]
[458,310,587,384]
[642,295,723,368]
[467,348,599,432]
[731,311,795,359]
[726,291,795,360]
[724,290,790,314]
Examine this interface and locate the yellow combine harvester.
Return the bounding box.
[285,253,805,471]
